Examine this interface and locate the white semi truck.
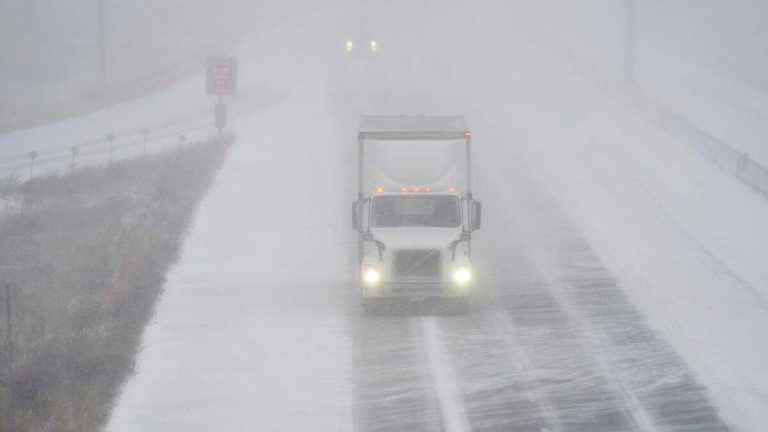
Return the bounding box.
[352,116,481,313]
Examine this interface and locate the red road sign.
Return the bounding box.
[206,56,238,96]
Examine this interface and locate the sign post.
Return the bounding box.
[4,283,14,432]
[206,56,238,137]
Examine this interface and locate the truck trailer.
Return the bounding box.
[352,115,482,313]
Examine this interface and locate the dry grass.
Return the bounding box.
[0,135,231,431]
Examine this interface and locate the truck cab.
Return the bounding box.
[352,116,481,313]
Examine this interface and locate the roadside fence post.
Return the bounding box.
[4,283,14,432]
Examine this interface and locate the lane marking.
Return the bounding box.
[519,205,661,432]
[490,306,565,432]
[553,280,659,432]
[421,317,471,432]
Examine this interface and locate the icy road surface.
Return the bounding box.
[101,1,768,431]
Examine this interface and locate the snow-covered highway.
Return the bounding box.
[5,1,763,431]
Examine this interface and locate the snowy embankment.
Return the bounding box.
[0,70,214,181]
[0,2,285,183]
[615,47,768,208]
[638,46,768,169]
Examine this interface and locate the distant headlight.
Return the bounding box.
[452,266,472,285]
[370,40,378,52]
[345,40,354,52]
[363,267,381,285]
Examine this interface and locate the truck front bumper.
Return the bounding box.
[361,282,471,299]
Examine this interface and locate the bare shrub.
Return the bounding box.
[0,135,232,431]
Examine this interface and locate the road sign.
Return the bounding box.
[206,56,238,96]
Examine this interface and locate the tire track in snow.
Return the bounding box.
[530,202,732,431]
[352,314,443,431]
[436,295,563,431]
[483,139,731,431]
[421,317,471,432]
[492,277,644,431]
[478,160,650,431]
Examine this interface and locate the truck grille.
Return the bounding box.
[393,250,441,281]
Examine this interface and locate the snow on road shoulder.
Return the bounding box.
[107,82,355,431]
[107,11,356,430]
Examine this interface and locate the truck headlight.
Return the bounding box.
[452,266,472,285]
[363,267,381,285]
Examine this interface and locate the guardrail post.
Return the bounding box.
[28,151,37,180]
[107,133,115,163]
[142,127,150,156]
[71,146,80,171]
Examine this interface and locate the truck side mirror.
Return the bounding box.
[352,201,360,231]
[471,201,482,231]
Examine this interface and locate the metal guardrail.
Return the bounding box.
[0,121,216,181]
[661,112,768,200]
[528,36,768,202]
[609,83,768,201]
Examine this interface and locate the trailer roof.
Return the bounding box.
[359,115,469,139]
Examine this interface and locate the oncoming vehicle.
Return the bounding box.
[344,38,378,53]
[352,115,481,313]
[342,17,379,55]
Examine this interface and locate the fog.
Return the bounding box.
[0,0,261,126]
[2,1,768,431]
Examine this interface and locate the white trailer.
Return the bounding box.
[352,115,482,313]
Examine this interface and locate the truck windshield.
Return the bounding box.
[371,195,461,228]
